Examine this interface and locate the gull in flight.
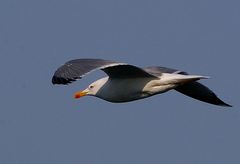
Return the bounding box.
[52,58,231,107]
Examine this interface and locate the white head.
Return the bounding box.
[74,77,108,99]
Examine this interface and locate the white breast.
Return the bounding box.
[95,77,155,102]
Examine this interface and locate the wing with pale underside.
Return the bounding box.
[52,59,156,85]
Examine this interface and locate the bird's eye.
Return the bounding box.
[89,85,94,89]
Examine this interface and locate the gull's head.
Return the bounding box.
[74,77,108,99]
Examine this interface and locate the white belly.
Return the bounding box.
[95,78,155,102]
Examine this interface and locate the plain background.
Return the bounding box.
[0,0,239,163]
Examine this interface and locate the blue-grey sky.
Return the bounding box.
[0,0,239,163]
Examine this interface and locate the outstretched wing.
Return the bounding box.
[144,66,232,107]
[144,66,187,76]
[175,81,232,107]
[52,59,156,85]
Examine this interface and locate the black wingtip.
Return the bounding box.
[209,94,232,107]
[209,97,232,107]
[218,102,232,107]
[52,76,58,84]
[52,76,74,85]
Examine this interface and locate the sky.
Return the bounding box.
[0,0,239,163]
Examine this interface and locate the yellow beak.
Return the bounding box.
[74,90,88,99]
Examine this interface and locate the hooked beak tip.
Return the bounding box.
[74,91,87,99]
[74,94,81,99]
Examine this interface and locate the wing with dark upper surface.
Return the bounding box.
[52,59,156,85]
[144,66,232,107]
[175,81,232,107]
[144,66,187,76]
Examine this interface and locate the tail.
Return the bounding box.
[175,81,232,107]
[161,73,209,84]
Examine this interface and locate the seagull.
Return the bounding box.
[52,58,231,107]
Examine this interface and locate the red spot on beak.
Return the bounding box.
[74,91,88,99]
